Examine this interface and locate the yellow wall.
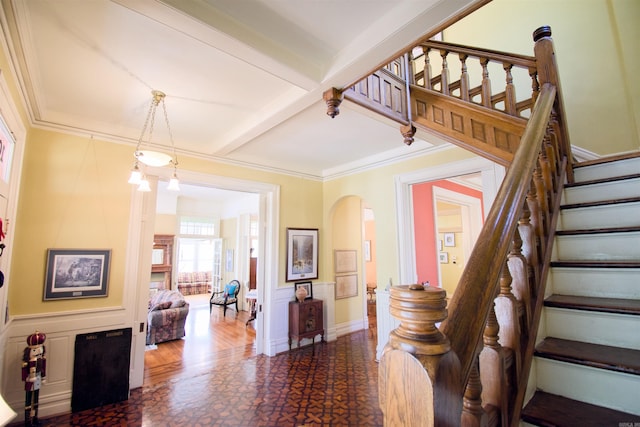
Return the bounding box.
[154,214,177,235]
[9,127,324,315]
[445,0,640,155]
[220,217,237,285]
[331,196,363,324]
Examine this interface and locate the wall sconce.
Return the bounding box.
[128,90,180,192]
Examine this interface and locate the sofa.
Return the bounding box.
[146,290,190,345]
[176,271,212,295]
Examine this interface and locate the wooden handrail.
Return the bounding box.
[326,24,573,426]
[441,82,556,386]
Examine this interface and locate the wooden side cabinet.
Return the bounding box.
[289,299,324,350]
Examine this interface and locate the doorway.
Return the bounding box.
[126,169,279,388]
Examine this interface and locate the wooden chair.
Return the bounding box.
[209,279,241,316]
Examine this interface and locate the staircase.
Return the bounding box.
[522,154,640,425]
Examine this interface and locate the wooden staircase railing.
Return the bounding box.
[326,26,574,426]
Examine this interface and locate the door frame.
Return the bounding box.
[125,168,279,388]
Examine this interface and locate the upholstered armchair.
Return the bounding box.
[209,279,241,316]
[146,290,190,345]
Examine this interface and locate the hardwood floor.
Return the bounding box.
[26,294,380,426]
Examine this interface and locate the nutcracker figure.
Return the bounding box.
[21,331,46,427]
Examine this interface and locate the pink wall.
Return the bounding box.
[412,180,483,287]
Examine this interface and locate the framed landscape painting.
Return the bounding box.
[44,249,111,300]
[286,228,318,282]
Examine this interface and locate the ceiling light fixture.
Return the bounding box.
[128,90,180,192]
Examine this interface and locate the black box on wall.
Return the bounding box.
[71,328,132,412]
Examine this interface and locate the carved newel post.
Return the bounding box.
[379,284,462,426]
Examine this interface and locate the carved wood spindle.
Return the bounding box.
[493,260,522,379]
[480,57,492,108]
[503,63,517,115]
[538,143,554,212]
[459,54,470,101]
[518,201,540,299]
[526,179,545,267]
[462,355,487,427]
[532,162,549,238]
[423,46,433,89]
[507,227,532,329]
[480,303,508,427]
[323,88,343,118]
[440,49,450,95]
[379,283,462,427]
[543,130,558,193]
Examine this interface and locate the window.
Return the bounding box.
[179,216,215,236]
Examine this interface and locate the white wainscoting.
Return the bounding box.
[269,282,336,355]
[375,289,398,361]
[3,306,134,419]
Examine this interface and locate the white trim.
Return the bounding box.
[395,156,504,285]
[126,168,280,377]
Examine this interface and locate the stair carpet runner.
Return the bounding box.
[521,154,640,426]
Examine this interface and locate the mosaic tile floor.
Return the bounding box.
[33,330,382,426]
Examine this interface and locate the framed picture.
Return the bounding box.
[44,249,111,300]
[334,249,357,274]
[439,252,449,263]
[286,228,319,282]
[444,233,455,247]
[364,240,371,262]
[335,274,358,299]
[294,281,313,300]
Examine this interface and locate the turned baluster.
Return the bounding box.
[525,180,545,267]
[543,130,558,193]
[459,54,470,101]
[462,356,487,426]
[532,162,549,238]
[379,283,462,426]
[493,261,522,379]
[439,49,450,95]
[480,57,492,108]
[480,304,508,427]
[538,143,554,212]
[518,201,540,299]
[423,46,433,90]
[507,228,532,329]
[503,63,517,116]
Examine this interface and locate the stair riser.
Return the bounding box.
[574,157,640,182]
[558,202,640,230]
[555,232,640,261]
[534,357,640,415]
[549,267,640,299]
[543,307,640,350]
[563,177,640,204]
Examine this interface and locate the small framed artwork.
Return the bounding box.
[444,233,455,247]
[334,249,357,274]
[294,281,313,300]
[439,252,449,263]
[44,249,111,300]
[286,228,319,281]
[335,274,358,299]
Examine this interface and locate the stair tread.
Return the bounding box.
[555,225,640,236]
[561,196,640,210]
[522,390,640,426]
[545,294,640,315]
[564,172,640,188]
[551,260,640,268]
[535,337,640,375]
